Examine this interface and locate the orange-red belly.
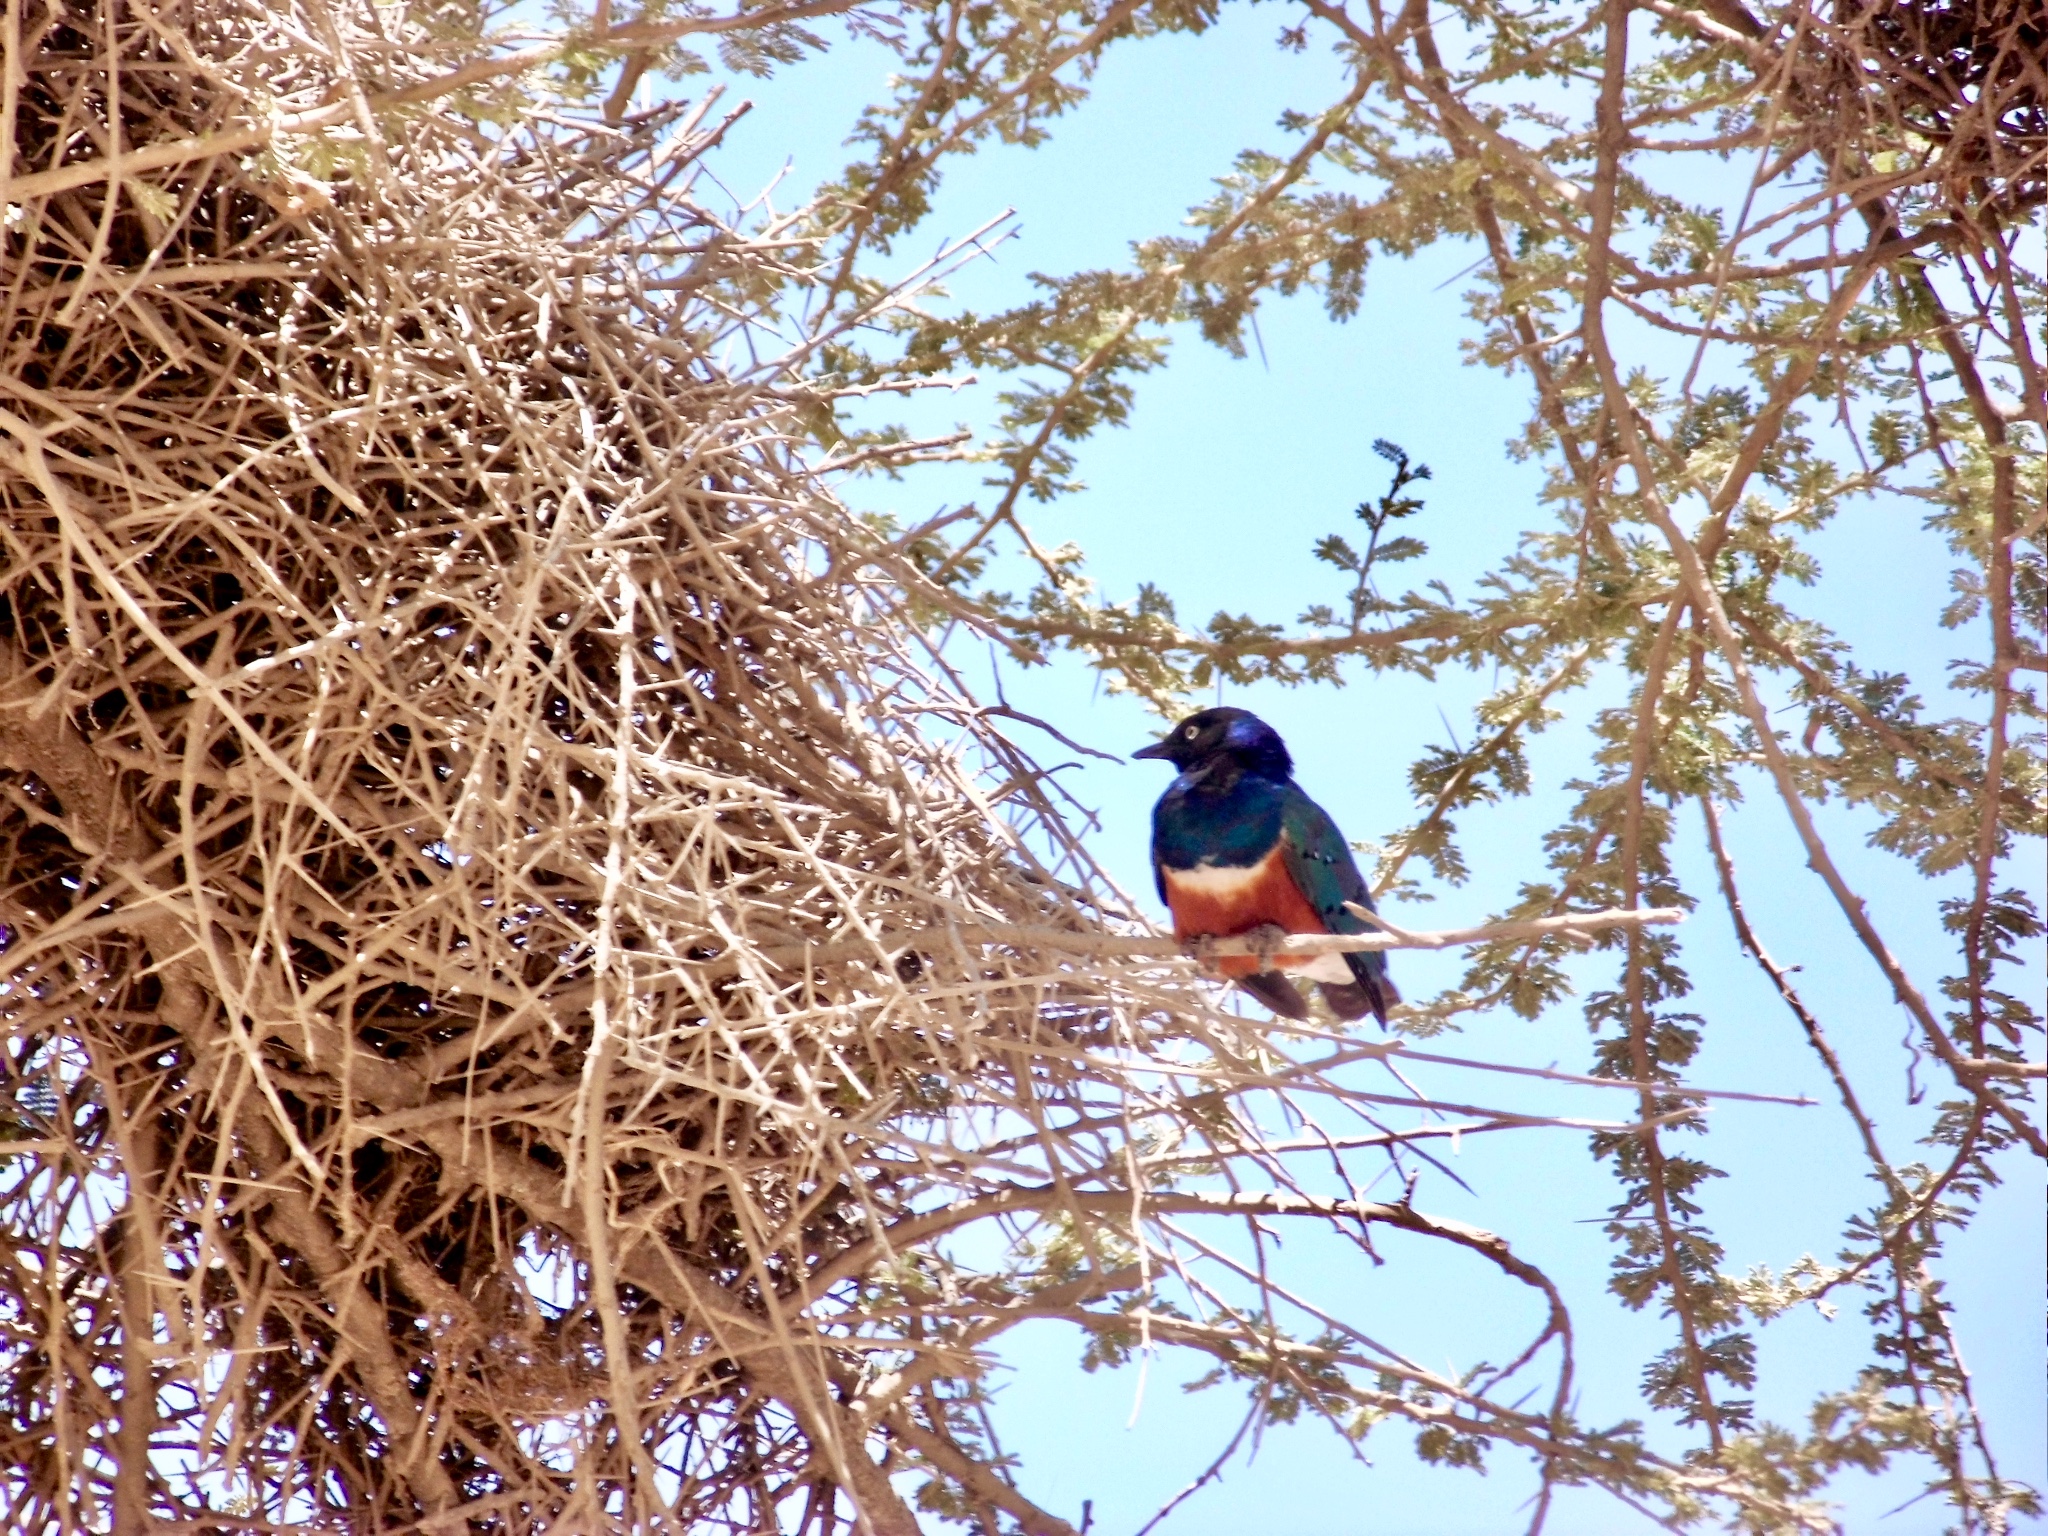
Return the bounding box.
[1161,848,1328,978]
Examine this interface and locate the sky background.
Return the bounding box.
[658,13,2044,1531]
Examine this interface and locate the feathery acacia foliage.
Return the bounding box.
[775,0,2042,1524]
[0,0,2038,1532]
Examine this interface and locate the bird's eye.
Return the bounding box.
[1181,724,1198,739]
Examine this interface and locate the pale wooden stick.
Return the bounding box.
[710,905,1683,971]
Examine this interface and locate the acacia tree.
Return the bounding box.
[0,0,2039,1534]
[789,0,2044,1521]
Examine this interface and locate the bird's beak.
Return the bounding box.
[1131,739,1174,761]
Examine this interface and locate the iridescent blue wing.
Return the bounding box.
[1279,786,1397,1023]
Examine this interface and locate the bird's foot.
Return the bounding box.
[1245,923,1291,968]
[1183,933,1223,978]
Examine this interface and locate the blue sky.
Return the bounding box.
[668,11,2045,1530]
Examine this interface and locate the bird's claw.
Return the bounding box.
[1183,925,1291,975]
[1245,923,1290,968]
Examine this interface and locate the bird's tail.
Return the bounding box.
[1320,968,1399,1029]
[1236,971,1310,1021]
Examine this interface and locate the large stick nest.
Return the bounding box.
[1819,0,2045,217]
[0,2,1220,1527]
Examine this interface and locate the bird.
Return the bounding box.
[1134,707,1398,1025]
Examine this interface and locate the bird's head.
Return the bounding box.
[1132,707,1294,778]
